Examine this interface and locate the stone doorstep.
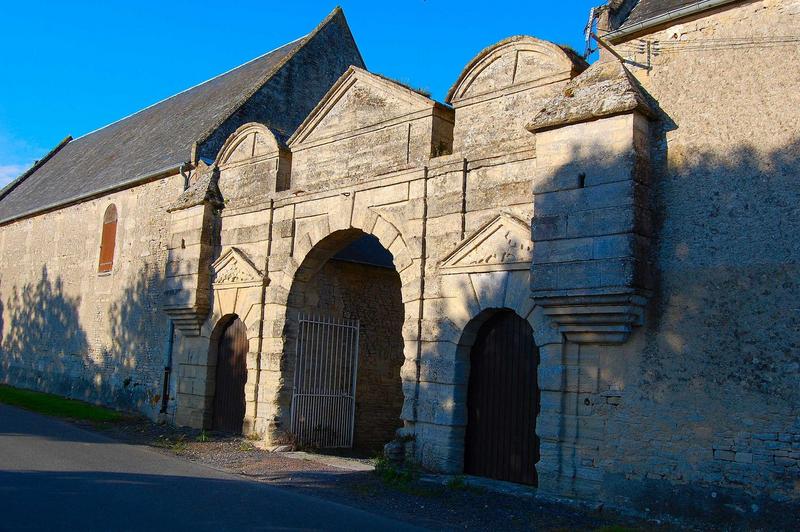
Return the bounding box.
[277,451,376,472]
[419,473,536,499]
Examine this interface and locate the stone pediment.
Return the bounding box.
[289,66,436,146]
[446,36,586,105]
[211,247,264,287]
[440,214,533,274]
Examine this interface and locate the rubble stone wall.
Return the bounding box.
[0,173,183,418]
[593,0,800,521]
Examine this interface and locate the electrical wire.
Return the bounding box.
[614,36,800,56]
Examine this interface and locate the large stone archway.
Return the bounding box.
[254,209,422,446]
[282,229,404,451]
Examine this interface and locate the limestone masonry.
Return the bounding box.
[1,1,798,526]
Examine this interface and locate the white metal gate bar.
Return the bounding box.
[290,313,360,448]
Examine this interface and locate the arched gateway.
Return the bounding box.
[211,317,248,433]
[165,29,588,494]
[464,310,540,485]
[281,229,407,453]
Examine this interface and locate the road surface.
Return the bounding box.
[0,404,420,531]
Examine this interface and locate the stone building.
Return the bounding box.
[1,1,798,525]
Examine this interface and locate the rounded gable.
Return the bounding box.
[446,36,586,105]
[216,122,283,167]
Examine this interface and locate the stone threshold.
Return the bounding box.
[276,450,376,472]
[420,473,537,498]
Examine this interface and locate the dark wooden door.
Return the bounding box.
[464,311,540,485]
[212,318,248,433]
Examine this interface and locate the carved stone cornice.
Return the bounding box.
[534,291,648,344]
[162,202,218,337]
[529,61,655,345]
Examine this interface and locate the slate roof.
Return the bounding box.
[0,39,305,224]
[617,0,732,31]
[0,8,360,224]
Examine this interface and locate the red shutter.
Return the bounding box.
[98,206,117,273]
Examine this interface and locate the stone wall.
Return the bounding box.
[165,38,583,494]
[197,8,365,161]
[0,172,183,418]
[448,36,586,156]
[2,4,796,524]
[592,0,800,522]
[288,67,454,192]
[303,259,405,453]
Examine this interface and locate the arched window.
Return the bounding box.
[98,204,118,273]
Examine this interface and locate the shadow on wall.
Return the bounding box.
[0,266,89,398]
[642,138,800,404]
[0,280,4,351]
[568,133,800,520]
[0,264,171,418]
[533,133,800,405]
[106,263,171,415]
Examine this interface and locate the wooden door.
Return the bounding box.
[212,318,248,433]
[464,311,540,485]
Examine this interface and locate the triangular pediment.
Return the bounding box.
[440,214,533,274]
[289,66,436,146]
[211,247,264,286]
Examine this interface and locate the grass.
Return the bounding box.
[373,455,443,497]
[238,440,256,452]
[0,384,122,422]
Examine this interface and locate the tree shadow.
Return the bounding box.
[0,266,89,399]
[0,264,172,419]
[106,263,172,416]
[543,130,800,522]
[0,470,412,531]
[0,280,4,351]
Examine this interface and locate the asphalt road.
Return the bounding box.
[0,404,420,532]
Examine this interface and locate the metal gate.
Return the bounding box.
[290,314,360,448]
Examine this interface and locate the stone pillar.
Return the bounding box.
[162,164,223,428]
[527,60,655,345]
[173,333,215,428]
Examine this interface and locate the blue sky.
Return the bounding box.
[0,1,600,187]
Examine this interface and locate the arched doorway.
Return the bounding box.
[284,230,406,453]
[212,317,248,433]
[464,310,540,485]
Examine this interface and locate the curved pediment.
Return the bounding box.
[216,123,282,167]
[446,36,586,105]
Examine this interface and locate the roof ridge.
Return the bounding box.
[0,7,362,225]
[192,7,353,160]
